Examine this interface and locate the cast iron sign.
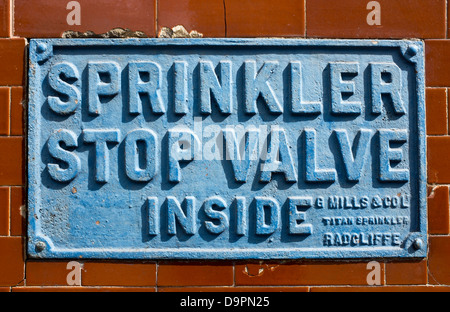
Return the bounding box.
[28,39,426,259]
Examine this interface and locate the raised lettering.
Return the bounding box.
[290,61,321,114]
[330,62,362,115]
[334,129,372,182]
[260,127,297,183]
[47,62,81,115]
[147,197,159,235]
[168,128,202,183]
[304,128,336,183]
[203,196,229,234]
[167,196,196,235]
[235,197,247,236]
[129,62,165,115]
[255,197,280,235]
[370,63,406,115]
[244,61,283,115]
[288,197,313,235]
[83,129,120,183]
[124,129,158,182]
[173,61,189,115]
[47,129,80,182]
[199,61,233,115]
[379,129,409,182]
[87,61,120,116]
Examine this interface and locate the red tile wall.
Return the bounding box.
[0,0,448,292]
[14,0,156,38]
[307,0,446,39]
[158,0,225,38]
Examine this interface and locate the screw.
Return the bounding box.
[35,241,46,252]
[413,238,424,250]
[36,43,47,54]
[406,45,419,57]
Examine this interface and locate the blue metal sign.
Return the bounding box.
[28,39,426,259]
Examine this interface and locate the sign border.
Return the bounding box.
[27,38,427,260]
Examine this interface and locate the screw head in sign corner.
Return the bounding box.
[35,241,46,253]
[406,45,419,58]
[413,238,424,251]
[36,43,47,54]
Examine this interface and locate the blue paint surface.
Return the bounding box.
[28,39,426,259]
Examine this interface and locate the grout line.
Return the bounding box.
[10,286,159,291]
[232,261,235,286]
[7,187,10,236]
[426,134,450,136]
[0,85,27,88]
[304,0,307,37]
[427,184,450,187]
[155,261,159,292]
[9,0,12,38]
[155,0,158,38]
[446,88,449,135]
[22,236,26,287]
[223,0,227,38]
[8,87,11,136]
[10,0,14,38]
[79,262,83,287]
[158,285,310,289]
